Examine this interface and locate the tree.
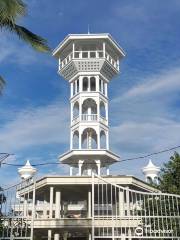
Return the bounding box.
[159,151,180,195]
[0,0,50,93]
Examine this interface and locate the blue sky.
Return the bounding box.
[1,0,180,186]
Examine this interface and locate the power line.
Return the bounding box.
[1,145,180,167]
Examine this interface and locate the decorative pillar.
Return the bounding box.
[23,199,27,217]
[54,233,60,240]
[88,232,92,240]
[48,230,52,240]
[88,191,91,218]
[119,190,124,216]
[78,160,84,176]
[70,166,73,176]
[103,42,106,58]
[49,186,54,218]
[126,188,130,216]
[72,42,75,58]
[43,199,47,218]
[95,160,101,175]
[106,167,110,176]
[55,191,61,219]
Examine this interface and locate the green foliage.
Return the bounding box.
[0,0,51,93]
[159,152,180,195]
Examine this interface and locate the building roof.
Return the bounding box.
[53,33,126,57]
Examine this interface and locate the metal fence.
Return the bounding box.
[92,173,180,239]
[0,178,36,240]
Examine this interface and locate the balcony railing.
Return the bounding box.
[81,114,97,121]
[59,50,119,71]
[72,114,107,124]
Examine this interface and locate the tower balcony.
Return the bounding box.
[59,50,119,71]
[72,114,107,125]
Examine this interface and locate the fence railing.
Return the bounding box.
[92,173,180,239]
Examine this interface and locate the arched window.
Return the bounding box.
[73,102,79,119]
[73,131,79,149]
[100,130,106,149]
[83,77,88,91]
[90,77,96,91]
[82,98,97,115]
[82,128,97,149]
[100,101,106,118]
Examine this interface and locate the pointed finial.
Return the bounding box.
[88,24,90,34]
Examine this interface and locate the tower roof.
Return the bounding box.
[53,33,126,58]
[18,160,37,180]
[142,159,160,175]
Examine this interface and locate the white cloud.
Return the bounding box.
[113,67,180,102]
[109,65,180,177]
[0,102,69,152]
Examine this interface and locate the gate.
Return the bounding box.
[92,173,180,239]
[0,178,36,240]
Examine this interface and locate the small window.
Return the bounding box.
[90,77,96,91]
[82,52,88,58]
[83,77,88,91]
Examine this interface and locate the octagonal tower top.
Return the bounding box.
[53,33,125,81]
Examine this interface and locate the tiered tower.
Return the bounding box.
[53,34,125,176]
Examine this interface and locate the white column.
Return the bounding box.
[106,130,109,150]
[54,233,60,240]
[106,167,110,175]
[79,76,82,92]
[103,42,106,58]
[78,160,84,176]
[88,232,92,240]
[23,199,27,217]
[97,130,100,149]
[88,191,91,218]
[49,187,54,218]
[72,42,75,58]
[95,160,101,175]
[70,166,73,176]
[96,76,99,92]
[126,188,130,216]
[55,191,61,219]
[48,230,52,240]
[105,83,108,97]
[43,199,47,218]
[70,83,73,98]
[119,190,124,216]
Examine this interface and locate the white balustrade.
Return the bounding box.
[81,114,97,121]
[59,50,118,71]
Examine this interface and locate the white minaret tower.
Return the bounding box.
[53,34,125,176]
[142,159,160,184]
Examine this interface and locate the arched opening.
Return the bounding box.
[73,131,79,149]
[73,102,79,119]
[100,101,106,118]
[83,77,88,91]
[90,77,96,91]
[100,130,106,149]
[82,128,97,149]
[147,176,153,184]
[82,98,97,121]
